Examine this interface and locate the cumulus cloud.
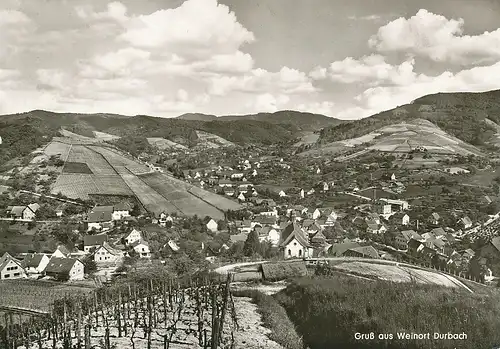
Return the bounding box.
[369,9,500,65]
[296,101,335,116]
[344,60,500,119]
[250,93,290,113]
[309,54,416,86]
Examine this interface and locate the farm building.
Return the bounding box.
[261,261,308,281]
[84,233,109,253]
[22,253,50,274]
[280,222,313,259]
[44,257,84,281]
[342,246,380,259]
[112,202,132,220]
[87,206,114,231]
[6,203,40,220]
[0,252,27,280]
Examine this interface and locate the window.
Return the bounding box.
[4,274,10,278]
[288,249,291,256]
[13,273,20,277]
[293,242,297,246]
[299,249,302,257]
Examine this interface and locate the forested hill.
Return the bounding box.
[319,89,500,148]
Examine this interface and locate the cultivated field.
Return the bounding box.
[52,174,133,199]
[89,146,150,175]
[59,129,100,144]
[92,131,121,141]
[62,162,93,174]
[140,173,241,218]
[147,137,187,150]
[0,279,95,313]
[42,141,72,159]
[139,173,225,218]
[194,131,235,148]
[119,171,182,215]
[66,146,117,175]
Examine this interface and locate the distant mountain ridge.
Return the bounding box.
[178,110,342,130]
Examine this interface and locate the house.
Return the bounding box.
[402,214,410,226]
[312,208,338,224]
[279,190,287,197]
[131,240,151,258]
[158,212,173,227]
[93,242,123,264]
[206,219,218,233]
[459,216,473,229]
[0,253,26,280]
[237,192,246,202]
[7,203,40,220]
[230,233,248,244]
[125,229,143,245]
[366,223,386,235]
[87,206,114,231]
[394,230,423,250]
[322,182,329,191]
[112,202,132,220]
[44,257,84,281]
[429,212,441,225]
[22,253,50,274]
[52,245,85,259]
[279,222,313,259]
[84,233,109,253]
[343,246,380,259]
[328,241,361,256]
[390,173,396,181]
[258,226,280,246]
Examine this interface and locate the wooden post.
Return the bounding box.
[4,312,10,349]
[84,324,91,349]
[218,273,231,344]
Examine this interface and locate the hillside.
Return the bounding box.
[319,89,500,149]
[177,110,341,131]
[301,118,483,158]
[0,110,304,165]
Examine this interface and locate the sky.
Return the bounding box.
[1,0,500,119]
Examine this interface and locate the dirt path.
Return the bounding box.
[232,296,284,349]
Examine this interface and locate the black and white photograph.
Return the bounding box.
[1,0,500,348]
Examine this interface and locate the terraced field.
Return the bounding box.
[48,140,241,217]
[52,174,133,199]
[139,172,226,218]
[117,168,182,215]
[66,145,117,175]
[89,146,149,174]
[43,141,72,158]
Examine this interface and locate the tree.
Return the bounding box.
[82,256,97,274]
[243,230,260,257]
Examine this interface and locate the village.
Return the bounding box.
[1,142,500,288]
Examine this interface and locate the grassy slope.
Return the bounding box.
[232,289,304,349]
[276,275,500,349]
[320,89,500,147]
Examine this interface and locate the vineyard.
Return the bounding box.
[66,146,117,176]
[119,171,182,215]
[0,279,95,313]
[88,147,150,175]
[2,276,240,349]
[52,174,133,200]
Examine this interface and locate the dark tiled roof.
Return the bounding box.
[22,253,46,268]
[84,233,108,246]
[45,257,80,274]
